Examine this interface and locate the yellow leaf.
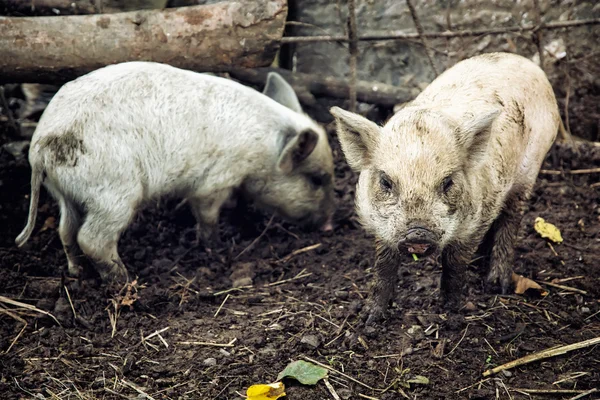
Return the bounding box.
[512,273,547,295]
[247,382,286,400]
[534,217,563,244]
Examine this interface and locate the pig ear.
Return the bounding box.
[263,72,303,113]
[330,106,380,171]
[457,108,501,155]
[277,129,319,174]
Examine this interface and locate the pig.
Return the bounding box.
[331,52,559,324]
[16,62,335,282]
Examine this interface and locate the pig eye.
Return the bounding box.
[442,176,454,193]
[310,175,323,187]
[379,172,393,192]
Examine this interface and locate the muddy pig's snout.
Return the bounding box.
[399,225,439,255]
[320,215,334,232]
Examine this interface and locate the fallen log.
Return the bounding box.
[228,67,415,107]
[0,0,287,84]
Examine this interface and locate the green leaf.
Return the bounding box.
[412,253,419,261]
[277,360,328,385]
[407,375,429,385]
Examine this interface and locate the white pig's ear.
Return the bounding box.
[263,72,303,113]
[457,108,500,157]
[278,129,319,174]
[330,106,380,171]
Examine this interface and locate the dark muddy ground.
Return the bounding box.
[0,119,599,400]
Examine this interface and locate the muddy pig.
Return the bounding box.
[16,62,335,282]
[331,52,559,324]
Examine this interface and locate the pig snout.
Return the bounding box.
[399,226,439,255]
[320,216,334,232]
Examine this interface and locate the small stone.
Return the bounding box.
[363,326,378,339]
[218,349,231,357]
[501,370,513,378]
[402,347,414,356]
[464,301,477,312]
[580,307,590,314]
[334,290,349,300]
[338,388,353,399]
[203,357,217,367]
[407,325,424,340]
[300,334,320,348]
[232,277,253,288]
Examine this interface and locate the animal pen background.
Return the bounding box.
[0,0,599,399]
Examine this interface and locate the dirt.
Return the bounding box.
[0,120,599,400]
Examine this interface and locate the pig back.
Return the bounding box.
[413,52,559,186]
[29,62,298,198]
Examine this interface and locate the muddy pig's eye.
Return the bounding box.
[379,172,393,192]
[442,176,454,194]
[309,174,323,188]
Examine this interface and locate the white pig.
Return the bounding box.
[16,62,335,282]
[332,52,559,324]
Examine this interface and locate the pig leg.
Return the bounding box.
[57,197,84,276]
[364,242,399,325]
[76,201,134,283]
[440,243,471,309]
[486,187,528,294]
[188,188,232,246]
[45,182,84,276]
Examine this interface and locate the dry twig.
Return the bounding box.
[542,281,587,295]
[347,0,358,112]
[513,389,595,395]
[277,243,322,264]
[177,338,237,347]
[405,0,438,77]
[483,336,600,377]
[301,356,381,391]
[214,293,230,317]
[235,214,274,260]
[280,18,600,43]
[0,295,61,326]
[532,0,545,69]
[324,378,342,400]
[568,388,598,400]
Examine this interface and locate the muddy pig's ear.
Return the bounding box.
[277,129,319,174]
[456,108,500,159]
[330,106,381,171]
[263,72,303,113]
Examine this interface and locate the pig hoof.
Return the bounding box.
[440,293,461,311]
[97,262,129,285]
[363,305,386,326]
[485,268,512,294]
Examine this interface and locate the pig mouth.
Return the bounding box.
[407,243,431,255]
[399,241,438,258]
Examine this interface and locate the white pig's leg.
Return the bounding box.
[57,197,84,276]
[45,182,84,277]
[76,200,134,282]
[188,188,232,245]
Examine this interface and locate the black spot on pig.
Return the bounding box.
[38,130,87,167]
[507,100,525,135]
[493,91,505,107]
